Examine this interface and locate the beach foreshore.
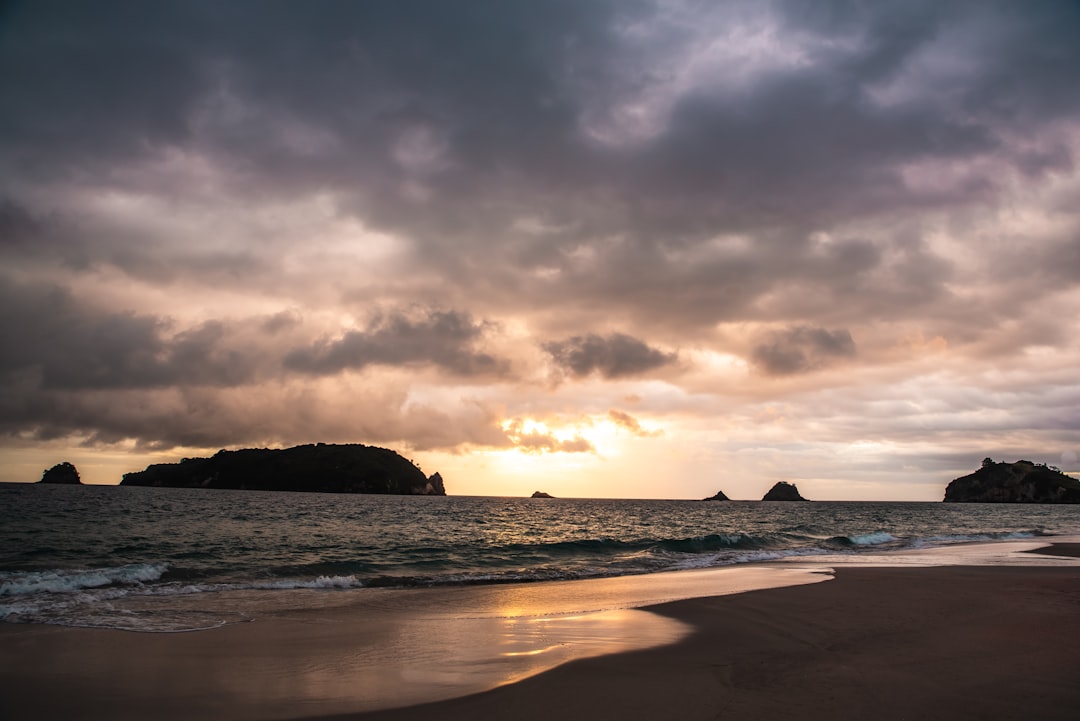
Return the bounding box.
[2,543,1078,721]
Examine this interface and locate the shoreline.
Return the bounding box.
[340,544,1080,721]
[1,542,1078,721]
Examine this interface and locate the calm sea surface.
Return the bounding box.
[2,483,1078,631]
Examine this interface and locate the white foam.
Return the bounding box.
[848,532,897,546]
[911,531,1036,548]
[0,563,168,597]
[249,575,364,590]
[665,547,831,572]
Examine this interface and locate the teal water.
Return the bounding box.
[2,483,1078,630]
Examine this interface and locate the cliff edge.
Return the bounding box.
[120,444,445,495]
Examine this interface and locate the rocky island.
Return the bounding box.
[38,462,82,484]
[762,481,808,501]
[703,489,730,501]
[120,443,445,495]
[530,491,555,498]
[943,459,1080,503]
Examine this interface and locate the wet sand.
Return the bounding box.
[344,562,1080,721]
[1,545,1078,721]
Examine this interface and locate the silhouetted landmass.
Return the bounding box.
[530,490,555,498]
[39,462,81,484]
[762,481,808,501]
[703,489,730,501]
[120,444,445,495]
[944,459,1080,503]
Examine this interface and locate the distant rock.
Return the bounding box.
[120,443,446,495]
[39,462,82,484]
[703,490,730,501]
[531,490,555,498]
[762,481,808,501]
[944,459,1080,503]
[425,472,446,496]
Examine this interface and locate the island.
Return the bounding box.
[530,491,555,498]
[120,443,446,495]
[943,458,1080,503]
[38,462,82,484]
[762,481,808,501]
[702,490,730,501]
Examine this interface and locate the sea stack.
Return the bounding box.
[38,462,82,484]
[944,459,1080,503]
[703,490,730,501]
[530,490,555,498]
[762,481,807,501]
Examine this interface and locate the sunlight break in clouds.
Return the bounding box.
[1,0,1079,498]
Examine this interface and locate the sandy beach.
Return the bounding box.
[2,545,1078,721]
[346,562,1080,721]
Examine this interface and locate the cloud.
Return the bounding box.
[1,2,1079,493]
[0,278,268,390]
[501,418,594,454]
[608,409,662,438]
[0,378,513,453]
[751,326,856,375]
[544,333,677,379]
[284,309,508,378]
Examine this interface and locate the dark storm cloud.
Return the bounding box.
[751,326,856,375]
[1,0,1079,475]
[285,309,508,378]
[0,197,42,248]
[544,333,676,379]
[1,0,1077,332]
[0,274,509,388]
[0,278,263,390]
[6,1,1077,238]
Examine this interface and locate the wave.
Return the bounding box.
[0,528,1052,602]
[247,575,364,590]
[910,530,1044,547]
[0,563,168,597]
[0,527,1063,632]
[825,531,899,548]
[490,532,782,558]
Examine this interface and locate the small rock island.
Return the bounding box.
[944,459,1080,503]
[530,491,555,498]
[38,462,82,484]
[120,443,445,495]
[762,481,808,501]
[703,490,730,501]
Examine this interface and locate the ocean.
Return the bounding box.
[4,483,1079,633]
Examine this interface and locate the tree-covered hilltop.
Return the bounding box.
[762,481,808,501]
[120,443,445,495]
[39,462,82,484]
[944,459,1080,503]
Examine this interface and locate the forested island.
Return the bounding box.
[944,459,1080,503]
[38,462,82,484]
[120,443,445,495]
[762,481,808,501]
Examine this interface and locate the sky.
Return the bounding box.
[1,0,1078,500]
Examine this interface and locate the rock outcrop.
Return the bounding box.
[943,459,1080,503]
[39,462,82,484]
[762,481,808,501]
[530,490,555,498]
[120,444,445,495]
[703,490,730,501]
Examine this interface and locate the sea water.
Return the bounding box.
[2,483,1079,631]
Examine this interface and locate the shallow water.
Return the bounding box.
[2,483,1079,630]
